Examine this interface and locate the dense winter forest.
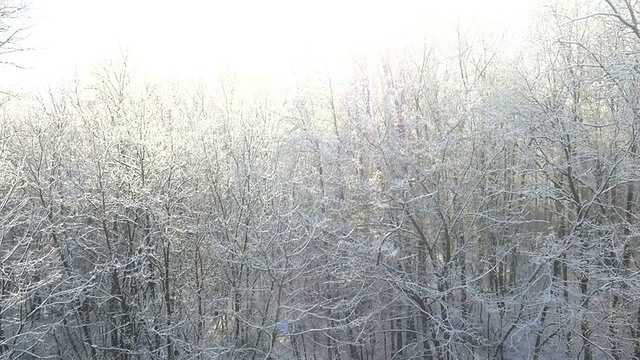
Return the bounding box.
[4,0,640,359]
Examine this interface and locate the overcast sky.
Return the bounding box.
[3,0,534,92]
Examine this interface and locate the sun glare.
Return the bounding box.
[10,0,534,91]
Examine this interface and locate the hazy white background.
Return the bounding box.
[4,0,534,92]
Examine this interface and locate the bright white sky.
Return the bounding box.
[3,0,534,92]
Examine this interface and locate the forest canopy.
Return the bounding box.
[2,0,640,359]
